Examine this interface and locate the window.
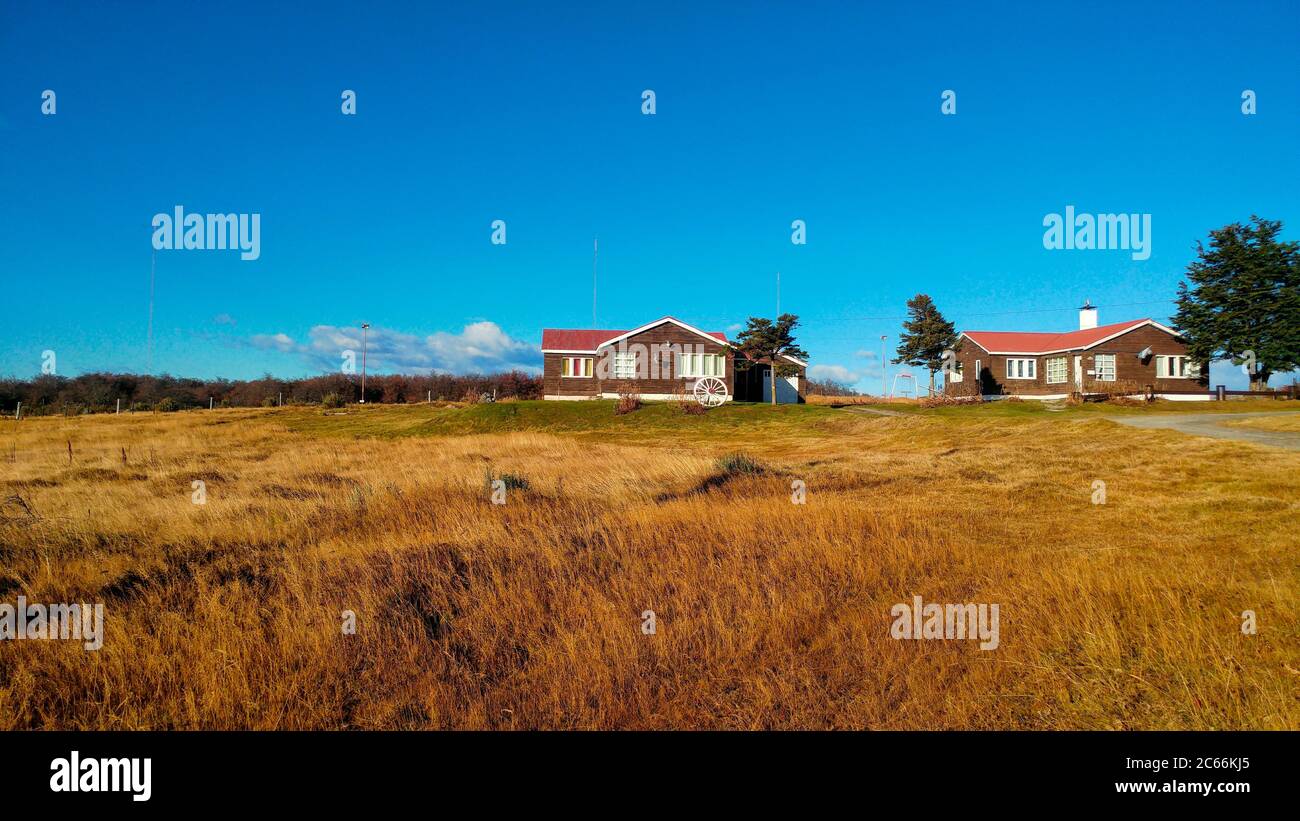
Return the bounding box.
[1045,356,1067,384]
[613,352,637,379]
[1005,358,1036,380]
[562,357,592,378]
[1094,354,1116,382]
[1156,355,1199,379]
[678,352,724,377]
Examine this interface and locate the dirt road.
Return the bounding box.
[1108,410,1300,451]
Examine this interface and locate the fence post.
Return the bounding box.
[1216,384,1226,401]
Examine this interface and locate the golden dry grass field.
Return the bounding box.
[1,399,1297,729]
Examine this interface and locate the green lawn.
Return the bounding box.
[278,399,844,441]
[273,396,1300,443]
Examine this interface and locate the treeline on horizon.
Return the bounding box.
[0,372,863,416]
[803,378,863,397]
[0,371,543,415]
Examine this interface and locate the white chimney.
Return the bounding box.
[1079,299,1098,330]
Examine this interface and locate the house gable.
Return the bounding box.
[594,316,729,351]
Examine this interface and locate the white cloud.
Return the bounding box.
[249,332,296,353]
[809,363,875,385]
[246,322,541,375]
[213,313,237,326]
[853,349,879,360]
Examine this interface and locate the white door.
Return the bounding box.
[1073,356,1083,392]
[762,372,799,403]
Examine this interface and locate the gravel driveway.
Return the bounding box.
[1108,410,1300,451]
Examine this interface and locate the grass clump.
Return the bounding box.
[715,452,765,476]
[483,468,530,492]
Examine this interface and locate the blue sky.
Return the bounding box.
[2,0,1297,391]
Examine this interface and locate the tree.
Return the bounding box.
[1173,216,1300,391]
[734,314,810,405]
[893,294,957,396]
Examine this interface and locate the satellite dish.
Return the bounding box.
[1137,346,1153,360]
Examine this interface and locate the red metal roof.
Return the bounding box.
[541,328,627,350]
[962,319,1153,353]
[542,317,727,351]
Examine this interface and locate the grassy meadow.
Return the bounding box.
[1,399,1297,729]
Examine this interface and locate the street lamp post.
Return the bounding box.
[880,335,888,398]
[360,323,370,404]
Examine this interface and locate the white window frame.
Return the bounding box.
[678,352,724,378]
[612,352,637,379]
[1005,358,1037,380]
[1045,356,1068,384]
[561,356,593,378]
[1156,355,1198,379]
[1094,354,1116,382]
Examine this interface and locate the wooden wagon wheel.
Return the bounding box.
[692,377,728,407]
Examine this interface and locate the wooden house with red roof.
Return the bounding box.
[541,316,807,403]
[945,302,1208,400]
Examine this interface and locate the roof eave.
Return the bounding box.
[960,319,1178,356]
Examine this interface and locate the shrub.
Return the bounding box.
[499,473,529,490]
[715,453,765,476]
[484,468,530,492]
[1086,378,1145,401]
[153,397,179,413]
[614,393,642,415]
[261,396,276,408]
[670,388,707,415]
[920,393,981,408]
[321,393,345,409]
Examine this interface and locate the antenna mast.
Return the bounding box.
[147,248,156,374]
[592,237,598,327]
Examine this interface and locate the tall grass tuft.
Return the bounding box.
[715,452,765,476]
